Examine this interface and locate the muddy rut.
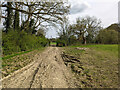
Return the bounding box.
[2,47,77,88]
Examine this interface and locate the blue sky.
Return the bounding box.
[46,0,119,38]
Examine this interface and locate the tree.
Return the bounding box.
[3,2,13,32]
[13,3,20,31]
[72,16,102,44]
[36,28,46,37]
[29,19,36,34]
[96,29,118,44]
[1,1,69,32]
[57,16,74,45]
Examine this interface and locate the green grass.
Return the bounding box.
[64,44,118,88]
[50,42,56,45]
[69,44,118,56]
[2,47,45,60]
[2,50,32,60]
[70,44,118,50]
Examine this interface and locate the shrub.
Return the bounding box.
[2,30,49,55]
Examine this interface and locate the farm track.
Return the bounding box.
[2,47,77,88]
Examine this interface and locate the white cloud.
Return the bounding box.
[69,0,91,14]
[118,1,120,23]
[69,0,119,28]
[86,0,119,3]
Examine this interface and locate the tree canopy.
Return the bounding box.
[1,1,69,32]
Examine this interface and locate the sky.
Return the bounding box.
[0,1,119,38]
[118,1,120,24]
[46,0,119,38]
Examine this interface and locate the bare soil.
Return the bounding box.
[2,47,78,88]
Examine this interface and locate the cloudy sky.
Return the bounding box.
[0,1,119,38]
[46,0,119,38]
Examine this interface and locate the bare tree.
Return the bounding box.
[0,1,69,31]
[73,16,102,44]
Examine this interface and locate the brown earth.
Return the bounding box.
[2,47,78,88]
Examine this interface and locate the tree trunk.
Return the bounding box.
[82,35,86,44]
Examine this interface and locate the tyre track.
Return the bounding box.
[2,47,77,88]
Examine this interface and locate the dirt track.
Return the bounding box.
[2,47,77,88]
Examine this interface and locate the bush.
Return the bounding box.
[2,30,49,55]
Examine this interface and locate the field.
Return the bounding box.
[50,42,56,45]
[63,44,118,88]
